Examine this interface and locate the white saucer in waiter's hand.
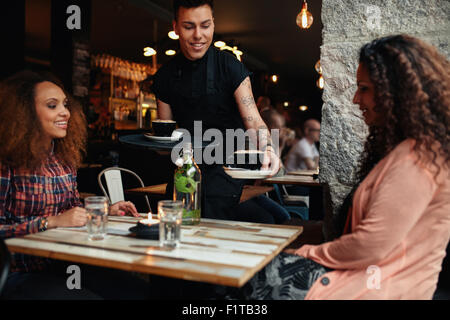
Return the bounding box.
[223,166,272,179]
[143,130,183,143]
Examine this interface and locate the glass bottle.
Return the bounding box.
[173,143,201,225]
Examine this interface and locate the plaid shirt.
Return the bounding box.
[0,154,82,272]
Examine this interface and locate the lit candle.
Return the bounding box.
[138,217,160,226]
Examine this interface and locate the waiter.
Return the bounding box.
[153,0,280,221]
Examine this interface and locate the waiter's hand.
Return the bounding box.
[261,146,281,177]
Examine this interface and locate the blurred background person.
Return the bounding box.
[284,119,320,172]
[260,108,296,159]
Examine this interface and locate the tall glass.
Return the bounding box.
[85,196,108,240]
[158,200,183,248]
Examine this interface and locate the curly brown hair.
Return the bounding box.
[357,34,449,180]
[0,70,87,170]
[335,35,450,237]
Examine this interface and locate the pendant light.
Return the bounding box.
[296,0,313,29]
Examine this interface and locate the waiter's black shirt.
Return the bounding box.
[152,46,251,136]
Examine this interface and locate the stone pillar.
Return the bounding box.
[319,0,450,240]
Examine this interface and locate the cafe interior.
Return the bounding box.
[1,0,449,301]
[2,0,325,208]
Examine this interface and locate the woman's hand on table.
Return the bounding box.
[110,201,140,217]
[48,207,87,228]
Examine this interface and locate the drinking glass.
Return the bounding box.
[85,196,108,240]
[158,200,183,248]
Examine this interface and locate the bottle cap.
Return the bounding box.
[175,158,184,167]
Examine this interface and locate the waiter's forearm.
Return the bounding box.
[234,77,273,151]
[156,99,173,120]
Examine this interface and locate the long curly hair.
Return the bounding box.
[357,34,449,180]
[0,70,87,170]
[335,35,450,237]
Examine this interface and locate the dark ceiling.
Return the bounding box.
[90,0,324,122]
[20,0,323,122]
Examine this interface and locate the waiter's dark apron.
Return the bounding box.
[165,50,245,220]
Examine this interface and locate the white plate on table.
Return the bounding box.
[223,166,272,179]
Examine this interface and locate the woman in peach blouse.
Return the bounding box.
[235,34,450,300]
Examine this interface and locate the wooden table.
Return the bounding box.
[239,185,273,202]
[126,183,167,196]
[263,174,321,187]
[5,215,302,287]
[286,169,319,177]
[125,184,274,203]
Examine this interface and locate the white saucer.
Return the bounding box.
[143,133,181,143]
[223,167,272,179]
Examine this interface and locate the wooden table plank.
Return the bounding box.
[240,185,273,202]
[6,215,302,287]
[125,183,167,196]
[286,169,319,176]
[263,174,321,187]
[125,184,274,203]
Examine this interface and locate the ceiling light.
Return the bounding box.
[214,41,226,48]
[165,50,176,56]
[283,102,289,107]
[316,75,324,89]
[296,0,313,29]
[271,75,278,83]
[299,105,308,111]
[143,47,156,57]
[315,60,322,74]
[220,45,243,61]
[168,31,179,40]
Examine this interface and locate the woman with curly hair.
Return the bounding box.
[228,34,449,300]
[0,70,148,299]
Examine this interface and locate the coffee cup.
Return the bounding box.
[152,119,177,137]
[230,150,264,170]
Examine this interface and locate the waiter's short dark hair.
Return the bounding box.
[173,0,214,21]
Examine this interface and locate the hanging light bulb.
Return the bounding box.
[214,41,226,48]
[296,0,313,29]
[283,102,289,107]
[315,60,322,74]
[316,75,324,89]
[271,75,278,83]
[168,31,179,40]
[143,47,156,57]
[165,50,176,56]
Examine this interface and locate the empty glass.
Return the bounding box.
[158,200,183,248]
[85,196,108,240]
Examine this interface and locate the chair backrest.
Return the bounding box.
[0,238,10,297]
[272,184,309,220]
[97,167,151,213]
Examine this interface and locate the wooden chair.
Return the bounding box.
[272,184,309,220]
